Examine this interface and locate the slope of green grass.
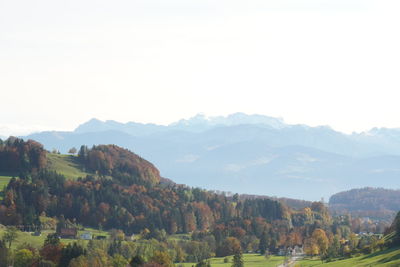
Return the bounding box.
[47,154,90,180]
[298,247,400,267]
[0,227,47,249]
[181,254,284,267]
[0,175,12,189]
[0,175,12,200]
[0,227,111,250]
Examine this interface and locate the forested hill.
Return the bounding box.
[329,187,400,221]
[76,144,161,186]
[0,138,293,237]
[0,137,47,174]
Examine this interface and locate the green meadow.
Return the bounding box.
[298,247,400,267]
[0,227,110,250]
[0,174,12,188]
[46,153,90,180]
[0,174,12,200]
[180,254,284,267]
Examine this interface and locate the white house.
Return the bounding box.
[80,232,93,240]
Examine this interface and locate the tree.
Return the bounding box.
[14,249,34,267]
[108,240,122,256]
[68,147,77,155]
[78,145,88,163]
[110,229,125,241]
[130,255,144,267]
[304,238,319,256]
[151,251,173,267]
[325,235,340,261]
[175,245,186,263]
[44,233,60,246]
[311,229,329,257]
[112,254,129,267]
[349,233,358,251]
[60,242,86,267]
[36,259,56,267]
[0,240,10,267]
[150,228,167,242]
[392,211,400,245]
[41,233,63,265]
[69,255,89,267]
[86,248,110,266]
[232,252,244,267]
[2,226,18,248]
[259,230,269,255]
[217,237,242,257]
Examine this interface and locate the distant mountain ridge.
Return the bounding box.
[74,113,287,135]
[15,113,400,200]
[72,113,400,157]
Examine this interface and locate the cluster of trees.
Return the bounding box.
[0,224,247,267]
[77,145,160,186]
[349,217,388,234]
[0,143,291,239]
[329,187,400,223]
[387,211,400,247]
[0,137,46,175]
[303,223,390,262]
[0,229,85,267]
[0,169,287,236]
[0,228,175,267]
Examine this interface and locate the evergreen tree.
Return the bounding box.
[393,211,400,245]
[259,230,268,255]
[2,226,18,248]
[0,240,10,267]
[130,255,144,267]
[232,252,244,267]
[59,243,86,267]
[108,240,122,256]
[44,233,60,246]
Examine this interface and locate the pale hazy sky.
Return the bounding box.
[1,0,400,136]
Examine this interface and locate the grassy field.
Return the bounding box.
[180,254,284,267]
[0,227,48,249]
[0,174,12,200]
[0,227,111,250]
[47,153,90,180]
[168,233,191,242]
[298,247,400,267]
[0,175,12,188]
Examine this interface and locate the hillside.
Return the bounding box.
[46,154,90,180]
[0,175,11,200]
[0,138,290,236]
[299,247,400,266]
[23,114,400,200]
[329,188,400,222]
[47,150,315,212]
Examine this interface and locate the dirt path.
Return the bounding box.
[277,255,303,267]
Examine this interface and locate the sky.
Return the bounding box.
[1,0,400,136]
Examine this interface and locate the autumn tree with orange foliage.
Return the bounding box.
[304,228,329,257]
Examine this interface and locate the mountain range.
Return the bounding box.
[15,113,400,200]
